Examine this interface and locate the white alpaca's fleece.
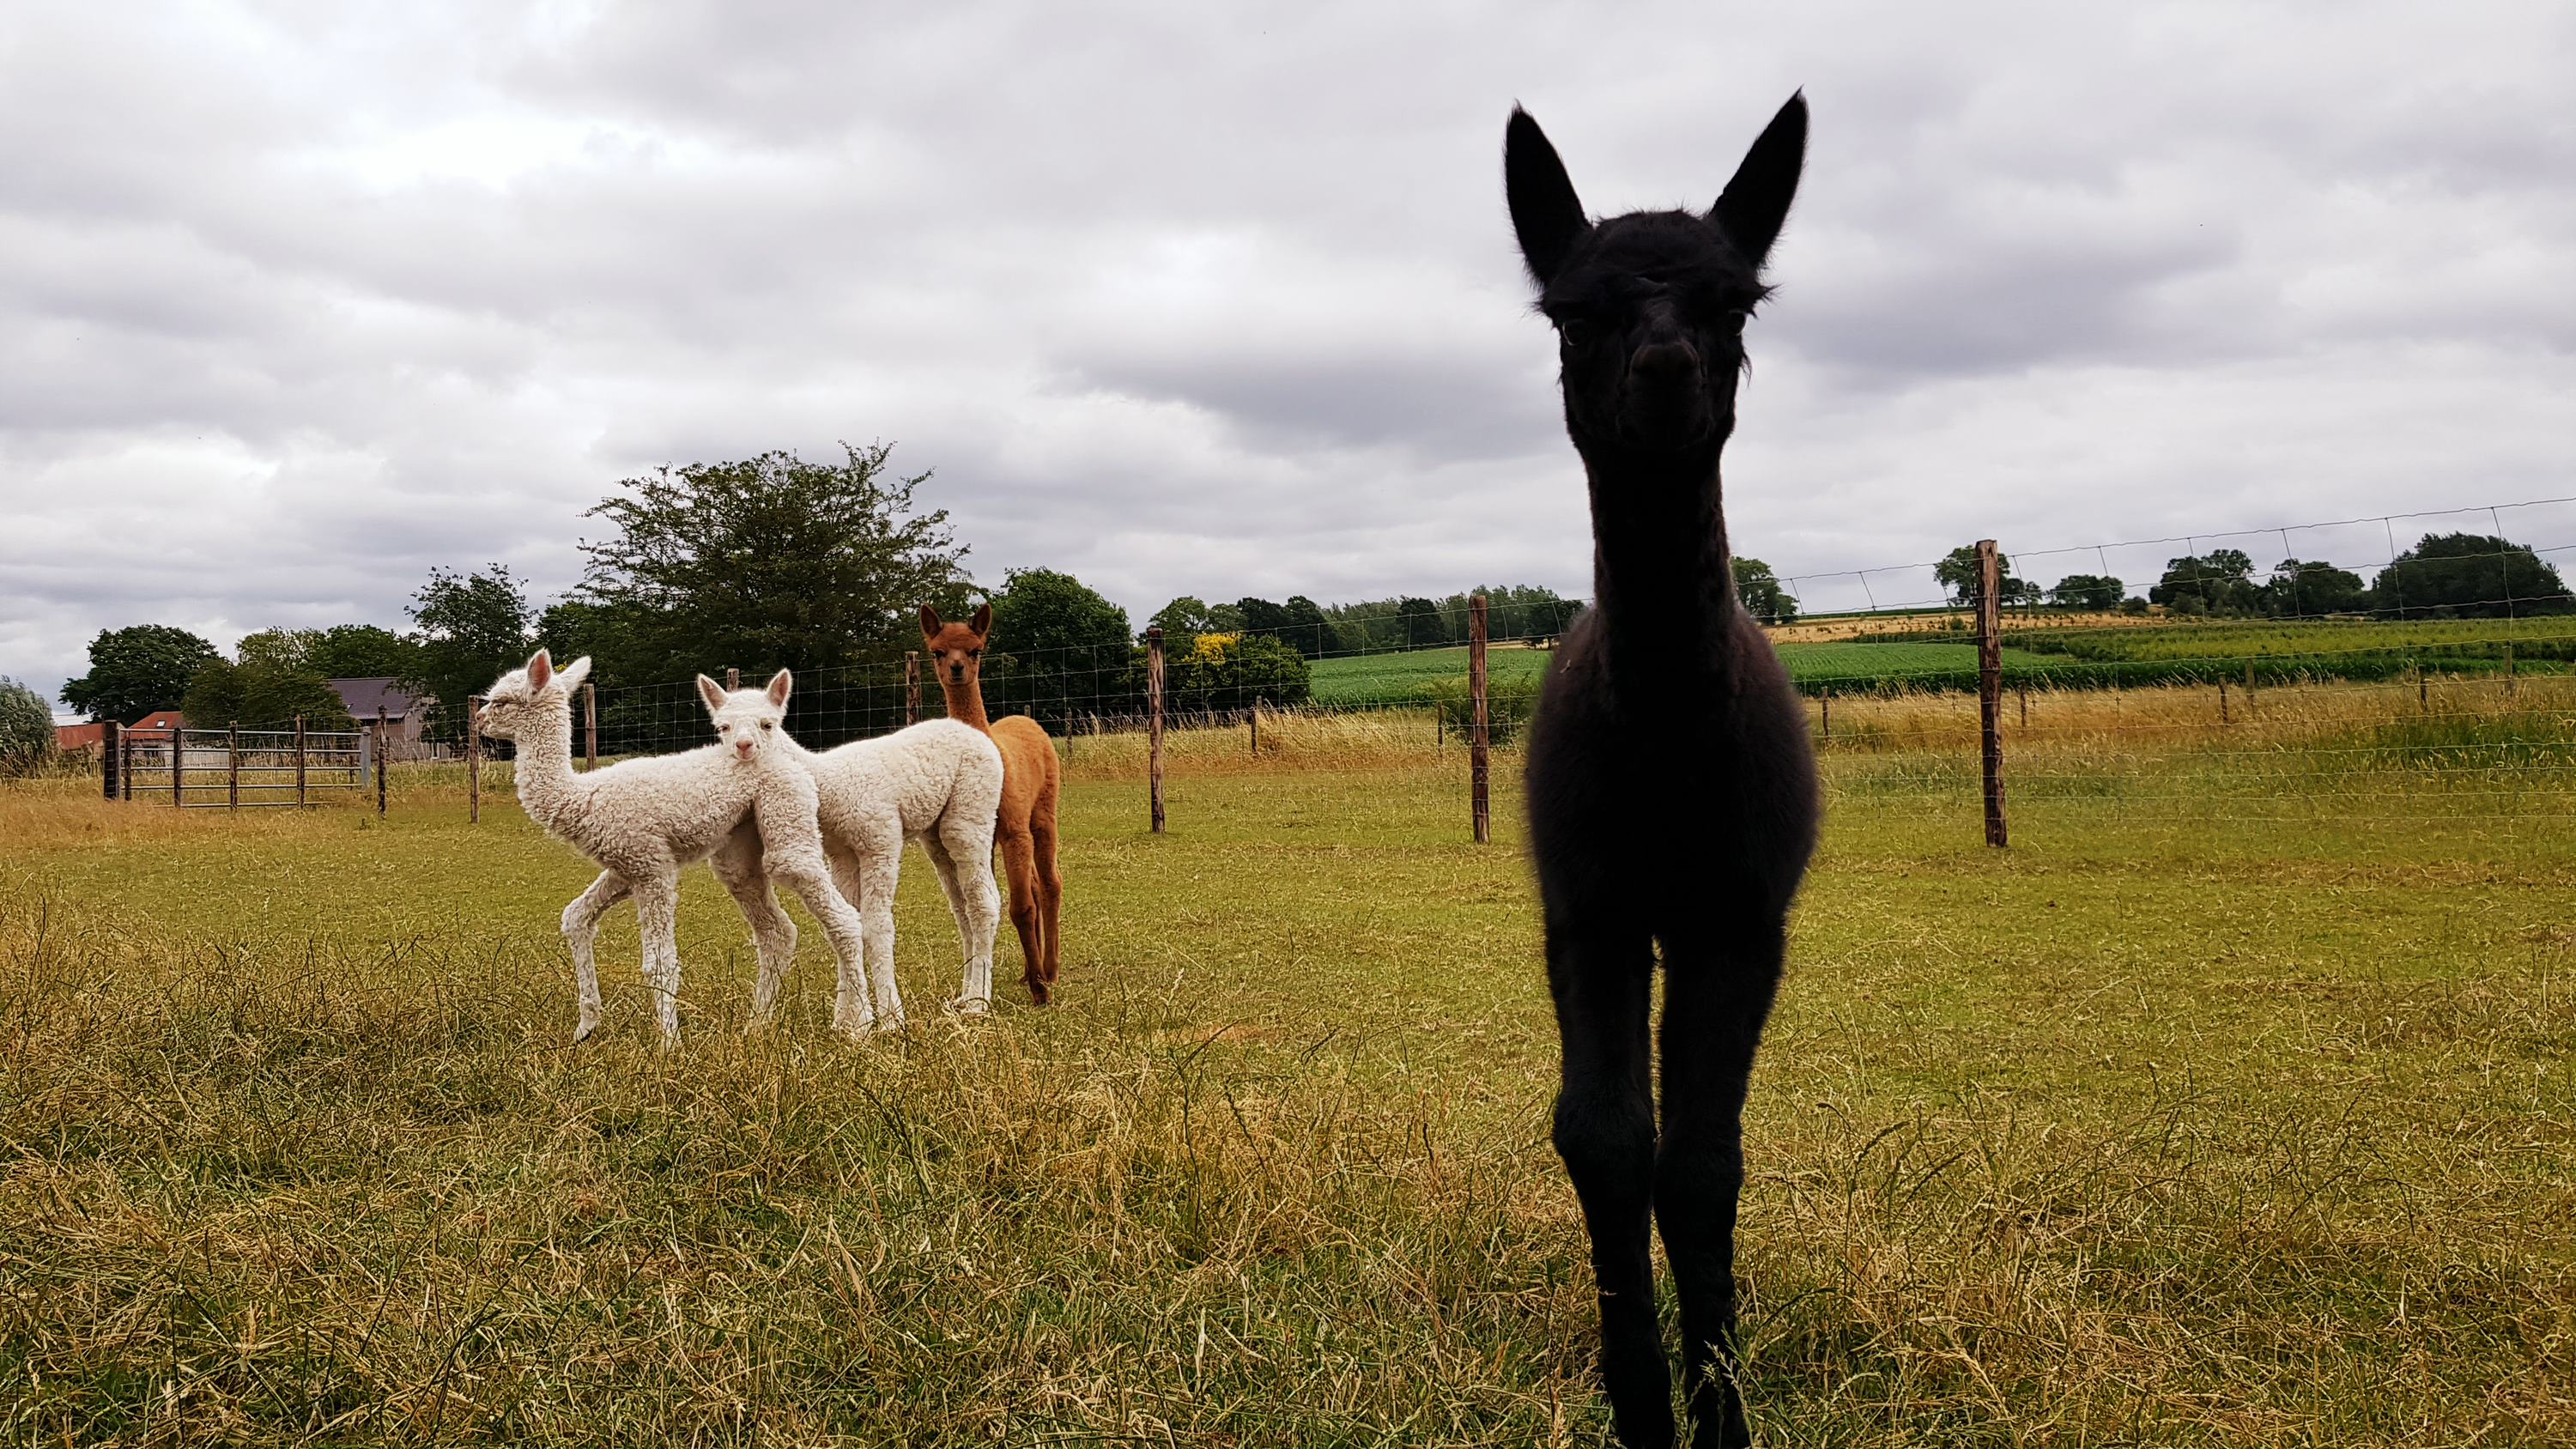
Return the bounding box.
[723,719,1004,1030]
[475,652,873,1043]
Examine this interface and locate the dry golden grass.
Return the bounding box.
[3,687,2572,1445]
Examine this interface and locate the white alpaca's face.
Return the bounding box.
[480,650,588,740]
[700,669,792,763]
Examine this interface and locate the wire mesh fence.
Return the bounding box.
[71,495,2576,843]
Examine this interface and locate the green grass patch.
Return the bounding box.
[1,748,2571,1444]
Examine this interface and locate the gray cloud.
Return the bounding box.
[5,0,2573,707]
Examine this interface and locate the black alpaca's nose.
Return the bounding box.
[1631,340,1700,383]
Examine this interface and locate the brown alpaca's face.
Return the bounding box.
[924,623,984,688]
[920,602,992,689]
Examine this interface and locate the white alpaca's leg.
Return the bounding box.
[561,870,629,1042]
[629,873,684,1047]
[712,823,797,1029]
[849,819,907,1032]
[925,827,999,1014]
[751,784,876,1040]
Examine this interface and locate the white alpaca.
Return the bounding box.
[476,650,875,1045]
[720,712,1005,1033]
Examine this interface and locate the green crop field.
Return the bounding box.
[4,710,2572,1446]
[1309,640,2064,705]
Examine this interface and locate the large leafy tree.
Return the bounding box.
[2149,549,2263,615]
[1733,559,1799,624]
[985,567,1135,730]
[1276,595,1335,657]
[578,442,973,685]
[1933,544,2031,610]
[2373,532,2572,617]
[2265,559,2370,616]
[306,624,418,678]
[401,565,535,740]
[2047,573,2125,610]
[182,655,356,731]
[61,624,219,722]
[1397,596,1446,647]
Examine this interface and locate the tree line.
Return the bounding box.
[1932,533,2571,620]
[57,441,1695,744]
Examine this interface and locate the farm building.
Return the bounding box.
[54,722,106,757]
[329,678,428,740]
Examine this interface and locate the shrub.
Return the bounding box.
[1419,675,1540,745]
[0,677,58,777]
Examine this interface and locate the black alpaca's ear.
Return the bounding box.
[1505,107,1589,286]
[1711,91,1807,269]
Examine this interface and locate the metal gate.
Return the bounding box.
[116,724,366,807]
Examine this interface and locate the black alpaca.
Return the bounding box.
[1506,95,1821,1449]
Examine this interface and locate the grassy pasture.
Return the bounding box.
[3,694,2573,1446]
[1306,641,2060,707]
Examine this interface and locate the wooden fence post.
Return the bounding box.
[1146,627,1167,834]
[102,720,120,801]
[227,723,240,810]
[467,696,482,824]
[2017,686,2028,729]
[2418,664,2428,713]
[1820,694,1829,742]
[294,714,307,806]
[2219,677,2230,725]
[1250,698,1264,755]
[375,706,389,816]
[905,652,920,725]
[1975,540,2008,848]
[2244,659,2256,711]
[1470,594,1491,845]
[172,725,184,807]
[583,681,597,770]
[2505,641,2517,698]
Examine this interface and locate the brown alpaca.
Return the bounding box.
[920,603,1064,1003]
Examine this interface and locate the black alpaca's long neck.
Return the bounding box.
[1581,440,1739,691]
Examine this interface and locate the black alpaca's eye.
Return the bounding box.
[1556,318,1591,349]
[1726,308,1752,333]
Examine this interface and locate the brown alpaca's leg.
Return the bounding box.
[1031,799,1064,994]
[997,828,1045,1003]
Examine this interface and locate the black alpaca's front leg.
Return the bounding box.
[1548,921,1672,1448]
[1654,925,1787,1449]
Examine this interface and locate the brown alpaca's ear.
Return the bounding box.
[970,603,992,639]
[766,669,793,708]
[919,604,943,639]
[695,674,727,714]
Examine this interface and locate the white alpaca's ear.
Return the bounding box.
[527,649,553,691]
[555,656,592,692]
[765,669,793,708]
[696,674,727,714]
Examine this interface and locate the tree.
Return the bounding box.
[1933,544,2029,610]
[1397,596,1446,647]
[1234,597,1292,639]
[986,568,1136,731]
[306,624,417,679]
[2149,550,2262,615]
[2047,573,2125,610]
[60,624,219,722]
[183,655,356,731]
[1733,559,1798,624]
[402,565,534,741]
[1278,595,1334,657]
[1163,633,1312,714]
[2373,532,2573,618]
[1148,596,1216,646]
[235,627,321,671]
[2264,559,2370,616]
[0,676,55,776]
[578,442,973,683]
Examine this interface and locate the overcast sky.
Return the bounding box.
[5,0,2573,707]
